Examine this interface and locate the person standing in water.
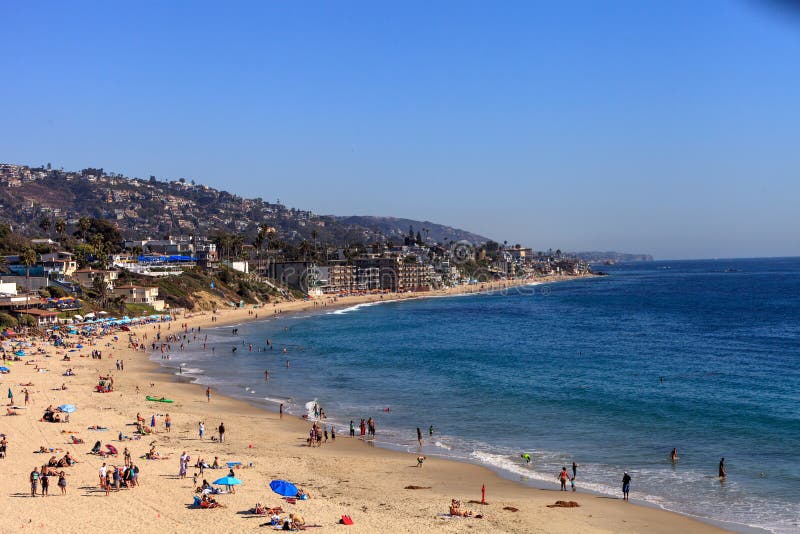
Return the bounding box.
[670,448,678,462]
[417,427,422,447]
[429,425,434,437]
[572,461,578,479]
[557,467,570,491]
[719,458,726,478]
[622,471,632,501]
[521,453,531,464]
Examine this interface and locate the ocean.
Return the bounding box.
[155,257,800,533]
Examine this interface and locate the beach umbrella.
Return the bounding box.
[59,404,77,413]
[75,344,83,348]
[213,476,242,486]
[14,350,25,356]
[269,479,298,497]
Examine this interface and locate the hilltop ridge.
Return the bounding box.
[0,163,489,246]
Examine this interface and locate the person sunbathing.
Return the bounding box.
[289,513,306,530]
[253,502,267,515]
[211,457,220,469]
[147,446,161,459]
[6,408,19,416]
[296,489,310,500]
[200,494,224,508]
[449,499,474,517]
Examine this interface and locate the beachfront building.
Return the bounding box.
[316,264,356,294]
[353,257,401,292]
[356,266,381,291]
[16,308,60,327]
[268,261,318,293]
[397,259,435,292]
[112,285,166,311]
[74,268,119,289]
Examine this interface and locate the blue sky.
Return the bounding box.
[1,1,798,259]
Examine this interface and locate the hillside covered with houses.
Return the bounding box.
[0,162,596,330]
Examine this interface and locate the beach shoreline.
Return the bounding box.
[0,274,734,533]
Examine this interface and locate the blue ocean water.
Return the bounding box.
[158,258,800,533]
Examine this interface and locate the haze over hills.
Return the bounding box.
[0,163,489,246]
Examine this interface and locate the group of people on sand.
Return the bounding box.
[306,421,334,447]
[30,466,67,496]
[98,461,139,496]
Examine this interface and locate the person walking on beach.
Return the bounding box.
[24,388,30,406]
[622,471,632,501]
[206,387,211,403]
[557,467,570,491]
[198,421,205,440]
[219,422,226,443]
[572,461,578,479]
[350,420,355,437]
[165,413,171,433]
[279,403,284,417]
[360,419,366,437]
[719,458,726,478]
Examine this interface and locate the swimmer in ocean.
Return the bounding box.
[521,453,531,464]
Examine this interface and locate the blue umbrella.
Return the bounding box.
[269,479,298,497]
[59,404,77,413]
[213,476,242,486]
[0,366,10,373]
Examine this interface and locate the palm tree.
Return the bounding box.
[21,247,37,310]
[92,273,109,309]
[78,217,91,242]
[39,217,51,236]
[55,218,66,241]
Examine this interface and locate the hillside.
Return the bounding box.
[0,163,489,246]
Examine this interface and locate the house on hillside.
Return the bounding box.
[112,285,165,311]
[74,268,119,289]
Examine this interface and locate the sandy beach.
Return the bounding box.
[0,277,729,533]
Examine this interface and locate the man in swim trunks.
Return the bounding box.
[719,458,726,478]
[622,471,631,501]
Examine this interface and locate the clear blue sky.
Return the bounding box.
[2,1,798,259]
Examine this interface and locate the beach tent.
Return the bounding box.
[59,404,77,413]
[213,476,242,486]
[269,479,298,497]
